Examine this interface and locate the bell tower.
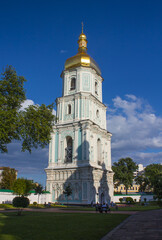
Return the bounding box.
[45,26,114,204]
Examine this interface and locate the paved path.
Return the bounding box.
[102,209,162,240]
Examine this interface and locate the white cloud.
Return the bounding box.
[20,99,56,116]
[52,109,56,115]
[60,50,67,54]
[107,95,162,165]
[20,99,34,111]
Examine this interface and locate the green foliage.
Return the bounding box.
[119,198,123,203]
[29,203,45,208]
[63,185,72,197]
[125,197,134,204]
[19,103,55,153]
[112,158,138,194]
[0,65,55,153]
[145,164,162,192]
[135,174,149,192]
[0,167,17,189]
[63,185,72,205]
[13,196,29,208]
[33,202,37,206]
[12,178,34,196]
[135,164,162,200]
[34,183,44,204]
[0,204,15,209]
[50,204,67,208]
[34,184,43,195]
[0,66,26,153]
[153,174,162,200]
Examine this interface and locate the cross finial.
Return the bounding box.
[81,22,83,33]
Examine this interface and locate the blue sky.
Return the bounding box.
[0,0,162,186]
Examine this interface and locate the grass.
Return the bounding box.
[1,203,161,212]
[0,204,16,209]
[57,203,161,212]
[0,212,129,240]
[112,205,161,211]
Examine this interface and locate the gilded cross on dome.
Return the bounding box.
[81,22,83,33]
[78,22,87,53]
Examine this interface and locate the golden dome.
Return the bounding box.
[79,33,87,40]
[64,27,101,75]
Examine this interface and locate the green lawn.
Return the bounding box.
[0,212,129,240]
[59,204,161,212]
[112,205,161,211]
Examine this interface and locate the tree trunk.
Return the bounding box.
[126,188,128,195]
[17,208,23,216]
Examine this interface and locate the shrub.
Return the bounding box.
[157,200,162,207]
[0,204,15,209]
[119,198,123,203]
[13,196,30,214]
[33,201,37,206]
[126,197,134,204]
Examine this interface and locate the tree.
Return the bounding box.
[112,158,138,194]
[12,178,33,216]
[153,174,162,201]
[145,164,162,186]
[12,178,34,196]
[63,185,72,205]
[0,65,55,153]
[0,66,26,153]
[34,184,44,204]
[0,167,17,189]
[135,164,162,199]
[135,174,150,192]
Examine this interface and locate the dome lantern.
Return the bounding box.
[64,24,101,75]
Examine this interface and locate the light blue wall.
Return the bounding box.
[86,99,89,118]
[79,99,81,119]
[55,132,58,162]
[83,182,87,199]
[58,189,82,203]
[52,189,55,202]
[82,73,90,91]
[49,140,52,163]
[60,103,62,120]
[78,128,82,160]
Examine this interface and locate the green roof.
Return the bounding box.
[0,189,14,192]
[114,193,141,196]
[114,193,154,196]
[0,189,50,194]
[29,190,50,194]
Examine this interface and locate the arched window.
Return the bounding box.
[65,136,72,163]
[95,81,98,94]
[68,104,71,114]
[97,138,101,165]
[70,77,76,90]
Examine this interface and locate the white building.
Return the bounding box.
[45,28,114,204]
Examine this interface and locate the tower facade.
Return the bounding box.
[45,29,114,204]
